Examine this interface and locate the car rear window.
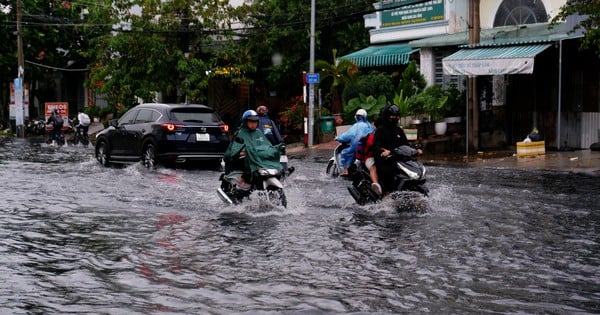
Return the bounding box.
[170,109,220,123]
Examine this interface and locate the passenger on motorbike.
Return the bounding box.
[335,109,373,177]
[46,109,64,145]
[256,105,294,177]
[373,105,422,194]
[256,105,284,146]
[222,110,283,191]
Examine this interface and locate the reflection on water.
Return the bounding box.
[0,138,599,314]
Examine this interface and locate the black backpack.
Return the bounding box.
[54,114,63,126]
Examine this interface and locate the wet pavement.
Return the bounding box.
[287,140,600,175]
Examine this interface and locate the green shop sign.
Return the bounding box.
[381,0,445,27]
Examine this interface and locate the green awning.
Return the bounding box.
[338,44,418,67]
[442,44,552,75]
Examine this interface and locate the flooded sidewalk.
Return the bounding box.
[287,140,600,175]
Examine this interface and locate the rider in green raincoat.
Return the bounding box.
[223,110,282,190]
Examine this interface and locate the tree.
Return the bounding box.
[552,0,600,57]
[0,0,89,117]
[314,49,359,114]
[84,0,239,109]
[231,0,371,101]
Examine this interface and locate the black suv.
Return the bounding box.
[95,103,230,168]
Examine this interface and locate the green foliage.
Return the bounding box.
[344,93,387,123]
[552,0,600,57]
[397,60,427,98]
[84,0,238,109]
[393,90,410,117]
[443,84,466,117]
[409,85,448,122]
[234,0,372,100]
[314,49,360,114]
[342,71,394,105]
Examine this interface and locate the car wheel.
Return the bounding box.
[96,140,110,167]
[142,142,157,169]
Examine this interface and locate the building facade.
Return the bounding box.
[350,0,599,150]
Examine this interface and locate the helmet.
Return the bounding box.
[242,109,260,121]
[381,105,399,118]
[256,105,268,115]
[355,109,367,118]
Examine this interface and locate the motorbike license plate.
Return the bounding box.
[280,155,288,163]
[196,133,210,142]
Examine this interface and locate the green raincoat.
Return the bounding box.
[223,126,282,176]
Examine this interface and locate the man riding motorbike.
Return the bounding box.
[373,104,422,194]
[46,108,64,145]
[222,110,283,191]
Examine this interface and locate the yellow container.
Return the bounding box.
[517,141,545,157]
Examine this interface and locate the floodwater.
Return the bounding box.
[1,137,599,314]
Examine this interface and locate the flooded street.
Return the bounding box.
[1,137,599,314]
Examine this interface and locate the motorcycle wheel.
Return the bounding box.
[267,188,287,208]
[81,136,89,146]
[326,160,339,177]
[72,134,79,145]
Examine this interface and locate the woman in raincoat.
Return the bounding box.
[335,109,373,176]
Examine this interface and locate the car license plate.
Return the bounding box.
[196,133,210,142]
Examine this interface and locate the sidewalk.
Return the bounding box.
[286,140,600,175]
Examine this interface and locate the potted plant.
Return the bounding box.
[419,85,449,135]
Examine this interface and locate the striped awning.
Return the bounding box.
[443,44,552,75]
[338,44,418,67]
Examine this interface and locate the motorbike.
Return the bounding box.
[347,145,429,206]
[217,168,287,208]
[69,119,89,145]
[325,142,358,178]
[46,125,67,146]
[25,119,46,136]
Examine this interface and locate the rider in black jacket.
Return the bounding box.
[373,105,420,194]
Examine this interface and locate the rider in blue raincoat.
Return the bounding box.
[335,109,373,176]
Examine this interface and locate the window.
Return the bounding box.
[493,0,548,27]
[118,109,138,125]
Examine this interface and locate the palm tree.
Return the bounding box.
[314,49,359,114]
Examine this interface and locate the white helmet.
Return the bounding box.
[355,109,367,118]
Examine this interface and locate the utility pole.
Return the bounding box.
[16,0,25,138]
[307,0,316,147]
[468,0,480,152]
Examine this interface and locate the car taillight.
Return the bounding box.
[161,123,184,133]
[219,124,229,133]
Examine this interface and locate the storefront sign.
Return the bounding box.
[381,0,445,27]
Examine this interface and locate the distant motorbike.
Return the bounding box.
[347,145,429,205]
[217,168,287,208]
[46,125,67,146]
[25,119,46,136]
[69,119,89,145]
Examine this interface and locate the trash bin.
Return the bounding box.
[319,116,334,133]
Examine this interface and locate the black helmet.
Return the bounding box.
[381,105,399,119]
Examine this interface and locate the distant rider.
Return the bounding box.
[76,110,92,140]
[373,105,422,194]
[46,109,64,145]
[223,110,283,191]
[335,109,373,177]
